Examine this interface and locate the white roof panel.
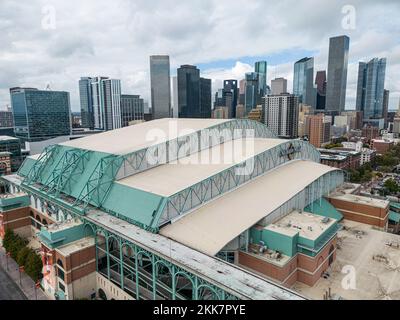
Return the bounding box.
[117,138,285,197]
[160,161,338,256]
[61,118,229,155]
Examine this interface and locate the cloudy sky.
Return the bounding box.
[0,0,399,112]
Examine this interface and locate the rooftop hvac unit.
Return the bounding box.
[322,217,331,224]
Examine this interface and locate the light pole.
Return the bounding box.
[19,266,24,286]
[6,252,10,271]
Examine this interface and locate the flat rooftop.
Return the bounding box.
[160,160,339,256]
[56,237,95,256]
[265,211,337,241]
[45,219,82,233]
[61,118,229,155]
[117,138,285,197]
[329,193,389,209]
[0,192,27,199]
[294,220,400,300]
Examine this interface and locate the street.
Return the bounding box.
[0,264,27,300]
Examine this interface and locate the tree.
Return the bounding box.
[2,229,15,253]
[384,179,399,194]
[16,247,31,267]
[25,251,43,281]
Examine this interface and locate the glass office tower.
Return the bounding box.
[293,57,315,108]
[326,35,350,114]
[150,55,171,119]
[10,87,71,143]
[255,61,267,97]
[177,65,211,118]
[356,57,387,120]
[79,77,95,129]
[244,72,259,115]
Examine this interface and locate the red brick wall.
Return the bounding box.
[328,198,388,228]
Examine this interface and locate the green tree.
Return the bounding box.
[384,179,399,194]
[2,229,16,253]
[25,251,43,281]
[16,247,31,267]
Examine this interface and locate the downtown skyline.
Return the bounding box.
[0,0,399,112]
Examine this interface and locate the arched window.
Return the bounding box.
[42,219,48,226]
[98,289,107,300]
[57,259,65,281]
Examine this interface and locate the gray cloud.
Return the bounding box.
[0,0,399,111]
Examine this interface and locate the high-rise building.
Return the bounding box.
[293,57,315,107]
[271,78,288,95]
[91,77,122,131]
[223,80,238,118]
[305,114,331,148]
[255,61,267,97]
[315,71,327,110]
[326,35,350,113]
[244,72,259,115]
[356,58,387,120]
[79,77,95,129]
[200,78,212,119]
[0,108,14,128]
[264,94,299,139]
[383,89,390,128]
[177,65,211,118]
[10,87,71,142]
[79,76,122,131]
[150,55,171,119]
[171,76,178,118]
[120,95,144,127]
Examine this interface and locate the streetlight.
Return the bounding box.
[35,281,40,300]
[6,252,10,271]
[19,265,24,286]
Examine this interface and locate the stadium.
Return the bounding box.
[0,118,345,300]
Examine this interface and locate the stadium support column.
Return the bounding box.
[119,238,124,290]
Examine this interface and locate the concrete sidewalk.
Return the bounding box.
[0,247,48,300]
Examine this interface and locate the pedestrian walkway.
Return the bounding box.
[0,247,48,300]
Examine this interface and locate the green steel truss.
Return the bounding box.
[24,145,61,186]
[4,169,343,300]
[74,155,124,211]
[116,119,277,181]
[155,140,321,228]
[40,149,91,197]
[84,223,241,300]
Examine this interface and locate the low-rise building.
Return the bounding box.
[318,149,361,170]
[371,139,394,155]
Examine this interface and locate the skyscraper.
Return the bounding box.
[150,55,171,119]
[271,78,288,95]
[171,76,178,118]
[200,78,212,119]
[244,72,259,114]
[79,77,94,129]
[223,80,238,118]
[326,35,350,113]
[383,89,390,128]
[91,77,122,131]
[10,87,71,142]
[255,61,267,97]
[315,71,327,110]
[293,57,315,107]
[264,94,299,139]
[177,65,211,118]
[356,58,387,120]
[120,95,144,127]
[79,76,122,131]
